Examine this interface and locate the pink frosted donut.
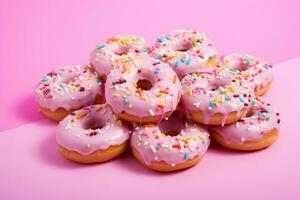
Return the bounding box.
[35,65,104,121]
[131,112,210,172]
[90,35,148,79]
[151,29,218,79]
[209,98,280,151]
[220,53,273,96]
[57,104,131,163]
[180,67,253,125]
[105,54,181,123]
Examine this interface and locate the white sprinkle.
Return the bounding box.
[193,102,201,108]
[149,109,155,116]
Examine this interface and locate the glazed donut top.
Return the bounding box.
[220,53,273,90]
[105,54,181,118]
[181,67,253,124]
[151,29,218,79]
[35,65,102,112]
[211,98,280,143]
[57,104,131,155]
[90,35,148,76]
[131,112,210,165]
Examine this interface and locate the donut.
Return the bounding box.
[151,29,218,79]
[220,53,273,96]
[131,112,210,172]
[90,35,148,80]
[35,65,104,121]
[209,98,280,151]
[180,67,253,125]
[105,54,181,124]
[57,104,131,163]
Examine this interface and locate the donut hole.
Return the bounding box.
[136,79,153,91]
[174,39,193,52]
[84,118,105,130]
[158,112,185,137]
[114,46,131,56]
[165,130,180,136]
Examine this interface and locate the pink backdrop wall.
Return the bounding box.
[1,0,300,131]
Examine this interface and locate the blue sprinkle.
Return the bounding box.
[156,146,160,151]
[141,48,148,53]
[175,61,180,67]
[41,79,48,83]
[244,60,250,65]
[157,38,166,43]
[123,98,129,105]
[209,101,215,109]
[224,96,230,101]
[96,44,105,50]
[183,152,189,160]
[186,57,192,65]
[258,113,265,118]
[90,105,95,109]
[239,97,245,103]
[156,55,163,60]
[154,69,160,74]
[180,58,185,63]
[263,64,269,70]
[59,84,65,88]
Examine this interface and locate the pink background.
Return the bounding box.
[1,59,300,199]
[0,0,300,131]
[1,1,300,199]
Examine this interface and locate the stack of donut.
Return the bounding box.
[35,30,280,172]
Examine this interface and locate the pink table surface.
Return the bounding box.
[1,0,300,131]
[1,58,300,200]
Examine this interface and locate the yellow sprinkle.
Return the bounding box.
[132,80,137,88]
[85,143,91,148]
[126,89,133,95]
[182,136,192,143]
[128,104,133,108]
[114,93,120,97]
[150,145,157,153]
[157,102,167,107]
[213,98,221,105]
[157,131,163,138]
[188,88,193,96]
[76,111,88,119]
[156,93,167,98]
[228,85,236,92]
[116,120,123,126]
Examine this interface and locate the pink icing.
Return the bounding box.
[56,104,131,155]
[90,35,148,76]
[220,53,273,91]
[210,98,280,144]
[151,29,218,79]
[105,54,181,120]
[180,67,254,125]
[131,112,210,166]
[35,65,103,112]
